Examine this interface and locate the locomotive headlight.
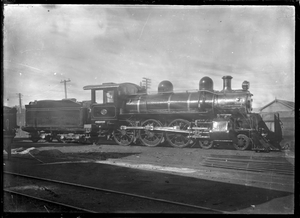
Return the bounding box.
[101,109,107,115]
[242,81,250,90]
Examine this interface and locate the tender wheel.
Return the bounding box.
[166,119,191,148]
[113,121,135,146]
[139,119,163,147]
[233,134,250,150]
[199,140,214,149]
[78,136,88,144]
[55,135,64,143]
[30,132,40,143]
[45,135,53,142]
[31,138,39,143]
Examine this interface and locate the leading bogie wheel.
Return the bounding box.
[139,119,164,147]
[166,119,191,148]
[113,121,135,146]
[233,134,250,150]
[199,140,214,149]
[55,135,63,143]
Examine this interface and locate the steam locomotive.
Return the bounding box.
[22,75,282,151]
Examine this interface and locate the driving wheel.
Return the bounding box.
[166,119,191,148]
[113,121,135,146]
[139,119,163,147]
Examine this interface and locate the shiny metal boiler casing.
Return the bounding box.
[124,90,252,115]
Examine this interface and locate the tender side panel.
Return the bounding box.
[25,107,86,128]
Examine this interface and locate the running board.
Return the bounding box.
[120,125,212,135]
[120,126,191,134]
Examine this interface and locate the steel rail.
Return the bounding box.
[209,154,287,161]
[204,156,291,164]
[204,162,294,171]
[203,164,294,174]
[203,157,294,173]
[204,158,294,170]
[202,164,294,175]
[4,171,225,214]
[4,189,97,213]
[201,162,294,175]
[203,157,293,167]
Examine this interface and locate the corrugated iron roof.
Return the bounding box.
[259,99,294,111]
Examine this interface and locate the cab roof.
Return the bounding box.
[83,82,141,90]
[83,82,146,96]
[84,82,118,90]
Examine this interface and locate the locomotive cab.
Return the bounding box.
[90,88,118,121]
[83,82,143,127]
[83,82,143,140]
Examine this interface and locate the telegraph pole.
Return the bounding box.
[16,93,23,130]
[142,77,151,93]
[17,93,22,113]
[60,79,71,99]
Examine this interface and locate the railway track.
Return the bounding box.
[4,190,96,213]
[4,171,224,214]
[201,154,294,176]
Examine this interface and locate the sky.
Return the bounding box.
[3,5,295,109]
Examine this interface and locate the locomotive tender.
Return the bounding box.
[22,75,282,151]
[22,99,90,142]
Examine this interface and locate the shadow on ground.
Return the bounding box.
[63,152,141,161]
[10,161,292,213]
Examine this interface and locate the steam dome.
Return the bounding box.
[199,77,214,91]
[158,80,173,93]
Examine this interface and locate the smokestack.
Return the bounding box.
[222,75,233,91]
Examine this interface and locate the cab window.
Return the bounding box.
[95,90,103,104]
[105,90,114,103]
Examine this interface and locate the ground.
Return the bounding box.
[3,139,295,214]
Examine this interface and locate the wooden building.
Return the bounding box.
[259,99,294,138]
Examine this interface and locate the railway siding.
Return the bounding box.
[5,172,219,213]
[5,143,294,194]
[4,141,294,214]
